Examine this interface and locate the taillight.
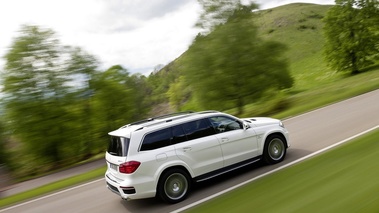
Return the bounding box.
[119,161,141,174]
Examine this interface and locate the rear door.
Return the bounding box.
[174,119,224,177]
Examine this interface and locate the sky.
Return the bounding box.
[0,0,334,75]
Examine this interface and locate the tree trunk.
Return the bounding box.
[236,97,244,116]
[350,51,359,75]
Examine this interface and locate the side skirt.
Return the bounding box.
[194,156,262,183]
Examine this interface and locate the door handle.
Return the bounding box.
[221,138,229,142]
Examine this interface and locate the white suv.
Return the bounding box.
[105,111,289,203]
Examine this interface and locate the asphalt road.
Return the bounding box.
[2,89,379,213]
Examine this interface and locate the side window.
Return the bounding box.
[140,128,171,151]
[182,118,216,140]
[171,125,188,144]
[208,116,243,133]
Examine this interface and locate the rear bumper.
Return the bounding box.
[105,171,156,200]
[106,180,122,196]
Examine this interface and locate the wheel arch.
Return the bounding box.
[160,165,192,178]
[257,130,288,154]
[155,165,192,203]
[154,163,193,192]
[265,132,288,148]
[262,132,288,164]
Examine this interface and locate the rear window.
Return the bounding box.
[108,136,130,156]
[140,128,171,151]
[139,118,216,151]
[171,125,187,144]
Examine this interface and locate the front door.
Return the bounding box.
[209,116,258,167]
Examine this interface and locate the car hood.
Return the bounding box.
[242,117,280,127]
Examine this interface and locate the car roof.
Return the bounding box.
[108,111,228,137]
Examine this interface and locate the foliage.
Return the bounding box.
[127,73,150,119]
[196,0,242,33]
[323,0,379,74]
[255,3,334,90]
[166,76,191,111]
[146,61,183,114]
[167,3,335,113]
[0,26,149,175]
[91,65,148,145]
[0,120,7,165]
[2,25,89,164]
[183,4,293,115]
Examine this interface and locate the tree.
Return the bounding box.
[323,0,379,74]
[91,65,146,144]
[196,0,242,33]
[1,25,99,166]
[127,73,150,120]
[183,4,293,115]
[166,76,191,111]
[65,47,99,157]
[147,62,182,105]
[0,120,7,165]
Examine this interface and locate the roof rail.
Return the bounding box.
[142,110,221,128]
[149,111,195,120]
[197,110,220,114]
[124,111,195,127]
[119,111,221,129]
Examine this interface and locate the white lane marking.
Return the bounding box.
[171,125,379,213]
[0,178,104,212]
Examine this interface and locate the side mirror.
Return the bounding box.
[243,121,251,130]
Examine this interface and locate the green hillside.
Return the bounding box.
[149,3,379,116]
[154,3,334,95]
[255,3,334,90]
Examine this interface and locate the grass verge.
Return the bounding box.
[186,129,379,212]
[0,166,106,208]
[239,69,379,118]
[275,70,379,119]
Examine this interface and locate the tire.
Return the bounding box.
[263,135,286,164]
[157,168,191,204]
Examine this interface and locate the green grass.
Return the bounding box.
[274,69,379,118]
[237,3,379,118]
[256,3,334,90]
[186,129,379,213]
[0,166,106,208]
[240,68,379,118]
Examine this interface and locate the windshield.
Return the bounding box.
[107,136,130,156]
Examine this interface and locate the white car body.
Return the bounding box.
[105,111,289,203]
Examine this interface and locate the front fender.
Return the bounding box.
[255,126,289,155]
